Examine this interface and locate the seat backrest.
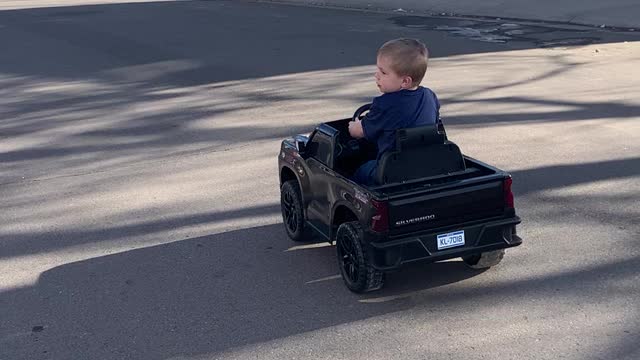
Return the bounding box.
[374,124,466,185]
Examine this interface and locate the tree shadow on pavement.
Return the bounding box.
[1,222,637,359]
[1,2,638,359]
[0,223,483,359]
[1,157,638,261]
[1,0,638,180]
[512,156,640,196]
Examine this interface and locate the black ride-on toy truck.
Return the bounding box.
[278,105,522,293]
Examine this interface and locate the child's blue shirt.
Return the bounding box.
[362,86,440,159]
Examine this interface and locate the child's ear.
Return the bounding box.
[402,76,413,88]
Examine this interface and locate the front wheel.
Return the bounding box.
[462,249,505,269]
[280,180,307,242]
[336,222,384,293]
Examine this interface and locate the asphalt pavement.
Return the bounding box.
[268,0,640,29]
[0,1,639,359]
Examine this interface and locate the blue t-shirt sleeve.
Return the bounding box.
[434,91,441,122]
[361,97,386,142]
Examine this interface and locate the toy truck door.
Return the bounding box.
[303,130,334,237]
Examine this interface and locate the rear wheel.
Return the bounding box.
[280,180,307,242]
[462,249,505,269]
[336,222,384,293]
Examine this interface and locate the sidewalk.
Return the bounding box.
[267,0,640,29]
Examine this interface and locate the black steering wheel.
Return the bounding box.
[352,103,372,122]
[344,103,373,153]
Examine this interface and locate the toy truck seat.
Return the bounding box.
[374,124,466,185]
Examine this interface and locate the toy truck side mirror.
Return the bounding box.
[294,134,308,154]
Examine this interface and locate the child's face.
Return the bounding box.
[375,55,412,93]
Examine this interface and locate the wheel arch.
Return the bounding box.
[280,166,297,186]
[331,203,359,241]
[280,165,310,218]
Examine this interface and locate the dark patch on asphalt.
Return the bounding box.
[32,325,44,333]
[391,16,601,47]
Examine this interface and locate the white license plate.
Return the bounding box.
[437,230,465,250]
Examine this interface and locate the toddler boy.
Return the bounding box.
[349,38,440,186]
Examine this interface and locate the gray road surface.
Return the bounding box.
[267,0,640,29]
[1,1,639,359]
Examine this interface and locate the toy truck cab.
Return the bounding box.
[279,111,522,293]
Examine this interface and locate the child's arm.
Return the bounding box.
[349,120,365,138]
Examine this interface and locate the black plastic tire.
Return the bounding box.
[336,222,384,293]
[462,249,505,269]
[280,180,307,242]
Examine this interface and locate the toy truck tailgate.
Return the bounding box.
[384,175,508,236]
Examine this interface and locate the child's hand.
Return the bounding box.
[349,120,365,138]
